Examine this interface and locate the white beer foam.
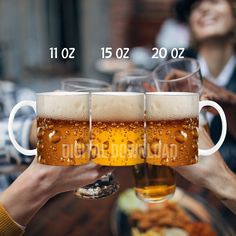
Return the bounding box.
[37,92,89,120]
[92,92,144,121]
[146,92,198,120]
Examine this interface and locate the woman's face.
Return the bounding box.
[189,0,235,42]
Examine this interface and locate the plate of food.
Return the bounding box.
[110,188,235,236]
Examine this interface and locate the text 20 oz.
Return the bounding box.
[152,48,185,59]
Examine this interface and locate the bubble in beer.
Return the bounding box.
[91,146,98,159]
[37,127,44,139]
[48,125,54,130]
[192,144,197,151]
[111,122,117,127]
[103,141,109,150]
[49,130,62,143]
[138,146,145,159]
[175,130,187,144]
[192,128,198,139]
[129,123,136,129]
[76,140,86,155]
[67,158,75,165]
[150,139,160,155]
[65,131,70,135]
[37,142,44,151]
[127,141,133,150]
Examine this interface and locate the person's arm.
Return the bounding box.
[175,127,236,214]
[202,79,236,139]
[0,158,112,233]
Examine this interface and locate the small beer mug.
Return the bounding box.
[8,92,90,166]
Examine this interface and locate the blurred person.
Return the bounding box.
[0,80,37,191]
[176,127,236,214]
[156,0,190,50]
[0,158,112,236]
[174,0,236,171]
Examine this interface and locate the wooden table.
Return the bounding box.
[24,168,236,236]
[25,167,133,236]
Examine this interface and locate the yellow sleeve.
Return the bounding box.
[0,203,24,236]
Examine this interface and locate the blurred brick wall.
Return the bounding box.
[111,0,175,49]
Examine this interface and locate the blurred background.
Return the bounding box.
[0,0,178,91]
[1,1,236,236]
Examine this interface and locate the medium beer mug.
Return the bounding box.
[91,92,145,166]
[62,78,119,199]
[146,92,227,166]
[8,92,90,166]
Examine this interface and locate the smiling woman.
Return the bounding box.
[176,0,236,172]
[189,0,236,44]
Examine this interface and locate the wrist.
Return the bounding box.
[25,162,55,200]
[0,163,52,226]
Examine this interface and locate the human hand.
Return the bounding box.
[161,68,201,92]
[175,127,236,214]
[0,158,113,226]
[174,127,227,188]
[24,157,113,198]
[201,79,236,138]
[202,79,236,109]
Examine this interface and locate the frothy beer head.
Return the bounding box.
[92,92,144,121]
[146,92,198,121]
[37,92,89,120]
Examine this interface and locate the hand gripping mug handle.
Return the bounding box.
[199,100,227,156]
[8,101,37,156]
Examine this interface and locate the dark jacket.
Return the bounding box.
[184,49,236,172]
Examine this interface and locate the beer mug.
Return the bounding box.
[62,78,119,200]
[146,92,227,166]
[91,92,145,166]
[112,69,176,203]
[8,92,90,166]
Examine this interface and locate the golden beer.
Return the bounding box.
[134,164,176,202]
[146,93,199,166]
[36,92,90,166]
[147,118,198,166]
[91,92,144,166]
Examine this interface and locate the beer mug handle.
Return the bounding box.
[8,101,37,156]
[199,100,227,156]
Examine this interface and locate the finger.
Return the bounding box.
[80,162,101,170]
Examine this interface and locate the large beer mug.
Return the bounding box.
[8,92,90,166]
[146,92,227,166]
[112,69,176,203]
[91,92,145,166]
